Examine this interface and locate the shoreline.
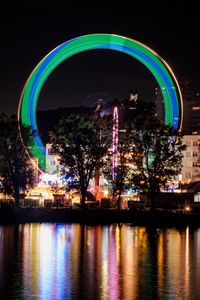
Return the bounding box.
[1,207,200,226]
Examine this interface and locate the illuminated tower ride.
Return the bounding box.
[112,106,119,180]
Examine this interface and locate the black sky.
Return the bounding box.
[0,1,199,115]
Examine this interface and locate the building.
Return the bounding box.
[155,86,164,120]
[155,76,200,134]
[180,76,200,134]
[155,77,200,183]
[180,135,200,183]
[46,144,60,174]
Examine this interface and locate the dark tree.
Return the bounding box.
[129,116,186,202]
[0,114,36,206]
[50,113,112,208]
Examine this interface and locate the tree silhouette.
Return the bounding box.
[50,113,112,208]
[129,116,186,204]
[0,114,35,206]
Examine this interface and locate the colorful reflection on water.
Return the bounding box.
[1,224,200,299]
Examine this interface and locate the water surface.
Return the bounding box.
[0,223,200,299]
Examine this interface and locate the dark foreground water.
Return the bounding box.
[0,224,200,300]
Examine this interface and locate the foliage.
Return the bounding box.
[50,181,66,194]
[129,116,186,195]
[50,113,112,207]
[0,114,36,206]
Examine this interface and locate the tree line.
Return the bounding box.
[50,112,186,208]
[0,111,186,208]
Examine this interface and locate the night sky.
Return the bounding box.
[0,1,199,115]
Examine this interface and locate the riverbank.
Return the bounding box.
[0,207,200,225]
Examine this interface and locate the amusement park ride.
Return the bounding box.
[17,34,183,205]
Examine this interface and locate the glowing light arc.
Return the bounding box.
[18,34,183,172]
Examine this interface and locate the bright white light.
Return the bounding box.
[127,190,132,196]
[104,178,109,185]
[40,173,62,183]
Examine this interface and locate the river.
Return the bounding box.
[0,223,200,299]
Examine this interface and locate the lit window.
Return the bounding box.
[194,194,200,202]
